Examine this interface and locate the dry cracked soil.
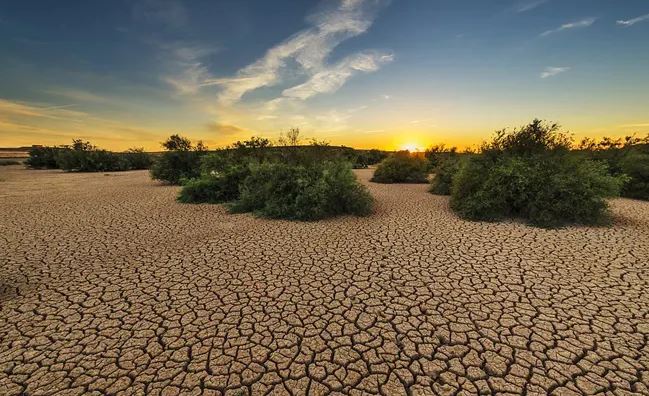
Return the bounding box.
[1,166,648,396]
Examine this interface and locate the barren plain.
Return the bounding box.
[1,166,648,395]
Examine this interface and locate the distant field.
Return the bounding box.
[0,151,28,159]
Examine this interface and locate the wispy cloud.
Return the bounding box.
[0,98,87,119]
[205,122,248,136]
[162,43,219,95]
[282,51,393,100]
[619,123,649,128]
[540,66,570,78]
[617,13,649,27]
[132,0,187,29]
[203,0,391,104]
[541,17,596,37]
[515,0,548,13]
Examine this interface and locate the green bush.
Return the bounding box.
[122,148,153,170]
[150,150,203,184]
[57,148,122,171]
[26,141,152,172]
[371,152,429,183]
[429,156,462,195]
[26,146,65,169]
[150,135,206,184]
[231,161,373,220]
[619,151,649,200]
[178,163,251,204]
[449,120,626,228]
[579,136,649,200]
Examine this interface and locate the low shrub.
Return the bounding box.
[122,148,153,170]
[429,156,462,195]
[371,152,429,183]
[0,160,21,166]
[26,141,152,172]
[230,161,373,220]
[26,146,64,169]
[57,148,121,171]
[449,120,626,228]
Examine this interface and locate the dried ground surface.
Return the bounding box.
[1,166,648,396]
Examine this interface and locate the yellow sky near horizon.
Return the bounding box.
[1,97,648,152]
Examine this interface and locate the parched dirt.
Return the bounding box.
[1,166,648,396]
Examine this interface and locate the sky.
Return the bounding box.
[0,0,648,151]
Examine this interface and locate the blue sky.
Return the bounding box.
[1,0,648,150]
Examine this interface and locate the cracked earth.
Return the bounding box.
[1,166,648,396]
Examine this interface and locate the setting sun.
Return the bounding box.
[400,143,422,152]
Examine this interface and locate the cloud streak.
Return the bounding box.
[282,51,393,100]
[541,17,596,36]
[162,43,219,95]
[540,66,570,78]
[515,0,548,13]
[617,13,649,27]
[132,0,188,28]
[203,0,391,104]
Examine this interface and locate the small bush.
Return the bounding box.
[371,152,429,183]
[231,161,373,220]
[429,156,462,195]
[449,120,626,228]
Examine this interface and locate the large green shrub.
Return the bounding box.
[150,135,206,184]
[371,152,429,183]
[178,162,252,204]
[429,156,462,195]
[230,161,373,220]
[449,120,626,228]
[57,148,120,171]
[579,136,649,200]
[150,151,203,184]
[26,146,65,169]
[618,151,649,200]
[26,141,152,172]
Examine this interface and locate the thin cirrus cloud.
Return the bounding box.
[514,0,549,13]
[540,66,570,78]
[132,0,188,28]
[617,13,649,27]
[202,0,392,105]
[540,17,596,37]
[163,43,220,95]
[282,51,394,100]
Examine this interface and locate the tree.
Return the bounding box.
[72,139,95,151]
[232,136,272,149]
[279,128,301,146]
[162,134,193,151]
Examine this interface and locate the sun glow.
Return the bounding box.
[400,143,421,152]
